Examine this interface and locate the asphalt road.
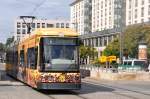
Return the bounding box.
[1,63,150,99]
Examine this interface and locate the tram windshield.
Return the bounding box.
[40,37,79,71]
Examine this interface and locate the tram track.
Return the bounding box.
[40,90,88,99]
[83,79,150,99]
[69,91,89,99]
[35,79,150,99]
[42,82,146,99]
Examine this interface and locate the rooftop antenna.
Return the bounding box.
[20,16,36,34]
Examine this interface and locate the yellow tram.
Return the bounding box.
[6,28,81,90]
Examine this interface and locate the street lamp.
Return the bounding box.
[115,0,124,64]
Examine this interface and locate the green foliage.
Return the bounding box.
[103,38,120,57]
[79,45,89,59]
[104,24,150,58]
[92,58,100,64]
[124,24,150,58]
[79,45,98,64]
[6,36,14,47]
[0,43,5,52]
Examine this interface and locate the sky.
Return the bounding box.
[0,0,73,43]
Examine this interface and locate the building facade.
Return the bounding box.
[70,0,121,58]
[70,0,150,57]
[71,0,150,34]
[70,0,92,35]
[14,18,70,41]
[126,0,150,25]
[92,0,115,32]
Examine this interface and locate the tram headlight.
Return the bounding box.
[45,63,52,69]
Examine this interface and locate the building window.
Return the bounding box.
[105,0,107,7]
[148,5,150,15]
[149,18,150,21]
[129,11,131,20]
[32,23,35,28]
[17,22,21,28]
[109,10,111,15]
[105,9,107,16]
[109,17,111,24]
[61,23,64,28]
[17,36,20,41]
[109,1,111,5]
[101,10,103,17]
[129,0,132,9]
[22,23,26,28]
[47,24,54,28]
[22,29,26,34]
[101,1,103,9]
[104,37,107,46]
[42,23,45,28]
[96,38,98,47]
[17,29,20,34]
[105,18,107,25]
[142,0,144,5]
[37,23,40,28]
[99,38,102,46]
[97,3,99,10]
[135,0,138,7]
[66,23,69,28]
[135,20,137,23]
[56,23,59,28]
[135,9,138,18]
[141,7,144,17]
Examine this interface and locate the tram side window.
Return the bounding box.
[20,50,25,66]
[14,51,18,65]
[6,52,11,63]
[27,47,38,69]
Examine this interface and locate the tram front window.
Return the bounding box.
[40,38,79,71]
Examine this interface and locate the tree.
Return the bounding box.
[6,36,14,47]
[124,24,150,58]
[79,45,98,64]
[104,24,150,58]
[79,45,89,64]
[103,38,120,57]
[0,43,5,52]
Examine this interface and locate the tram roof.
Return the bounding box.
[32,28,79,37]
